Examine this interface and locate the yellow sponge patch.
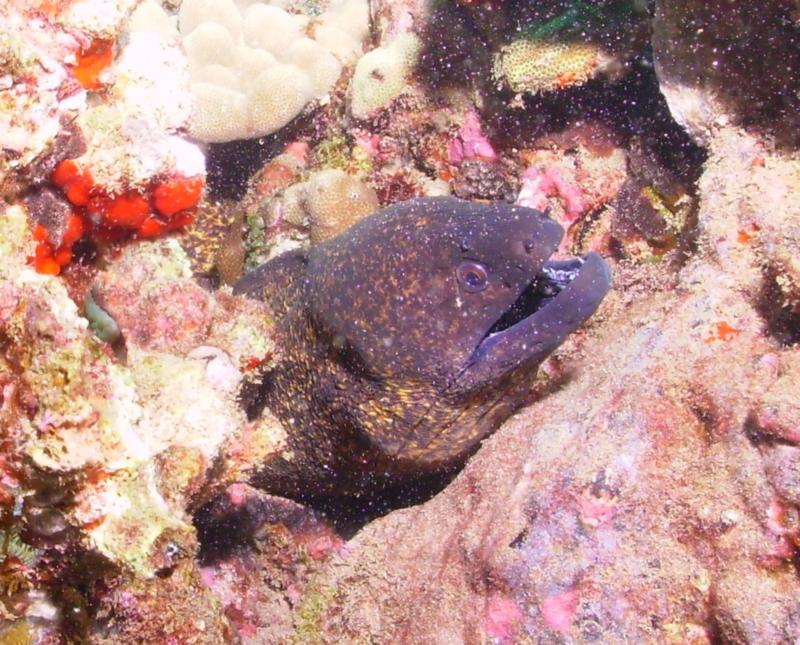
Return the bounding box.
[494,39,615,95]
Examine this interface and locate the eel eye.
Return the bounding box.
[457,261,489,293]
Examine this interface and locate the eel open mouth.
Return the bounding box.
[485,258,587,338]
[469,251,611,370]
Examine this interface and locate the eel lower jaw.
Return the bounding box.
[462,252,611,384]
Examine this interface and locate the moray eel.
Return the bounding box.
[234,196,611,496]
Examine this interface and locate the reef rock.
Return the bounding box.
[653,0,800,146]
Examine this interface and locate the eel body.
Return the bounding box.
[234,197,611,496]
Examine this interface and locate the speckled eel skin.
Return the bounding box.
[234,197,611,496]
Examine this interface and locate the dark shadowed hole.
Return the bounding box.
[297,467,463,538]
[756,268,800,346]
[206,137,276,200]
[464,45,706,188]
[194,466,463,564]
[205,107,318,200]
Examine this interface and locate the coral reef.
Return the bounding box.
[0,0,798,640]
[270,126,800,644]
[0,201,282,636]
[2,0,206,278]
[196,484,344,642]
[0,7,85,193]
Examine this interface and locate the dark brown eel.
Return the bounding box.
[233,197,611,497]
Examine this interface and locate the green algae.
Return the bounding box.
[641,185,690,235]
[291,583,338,644]
[0,621,32,645]
[312,132,373,177]
[0,529,38,569]
[520,1,643,42]
[244,210,269,272]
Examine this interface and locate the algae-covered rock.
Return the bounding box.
[91,560,231,644]
[0,203,284,583]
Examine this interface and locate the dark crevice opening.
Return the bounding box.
[194,464,463,563]
[755,267,800,347]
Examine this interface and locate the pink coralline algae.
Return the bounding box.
[541,588,580,632]
[516,143,628,252]
[517,165,588,220]
[578,485,618,528]
[484,593,524,641]
[448,111,498,164]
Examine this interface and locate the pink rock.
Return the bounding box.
[447,138,465,165]
[284,141,309,163]
[227,483,251,507]
[98,279,213,355]
[300,533,346,561]
[516,169,551,211]
[766,498,790,537]
[757,352,781,378]
[542,588,579,632]
[578,490,617,528]
[354,130,381,156]
[199,566,216,587]
[755,409,800,443]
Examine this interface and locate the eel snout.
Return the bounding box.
[460,251,611,389]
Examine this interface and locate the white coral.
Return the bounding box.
[349,32,420,119]
[179,0,369,142]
